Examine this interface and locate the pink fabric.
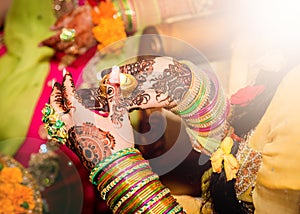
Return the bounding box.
[0,33,6,56]
[14,46,97,165]
[0,46,6,56]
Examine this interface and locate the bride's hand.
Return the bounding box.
[45,66,134,171]
[99,56,193,111]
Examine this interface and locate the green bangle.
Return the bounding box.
[136,188,170,213]
[97,154,143,188]
[89,147,140,184]
[177,80,207,115]
[100,161,151,199]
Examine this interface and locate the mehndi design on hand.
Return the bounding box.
[97,56,193,112]
[68,122,115,169]
[48,66,134,171]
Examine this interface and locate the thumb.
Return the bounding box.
[106,65,121,103]
[106,66,129,128]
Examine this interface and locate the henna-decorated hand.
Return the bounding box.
[49,67,134,171]
[99,56,193,111]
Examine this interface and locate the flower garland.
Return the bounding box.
[91,0,127,53]
[0,163,35,213]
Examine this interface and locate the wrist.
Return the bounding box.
[90,147,185,213]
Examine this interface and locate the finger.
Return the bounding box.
[106,66,134,143]
[106,66,127,124]
[50,82,67,113]
[107,65,121,100]
[62,69,76,110]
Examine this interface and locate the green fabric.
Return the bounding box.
[0,0,55,155]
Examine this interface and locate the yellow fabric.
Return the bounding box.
[173,195,203,214]
[253,184,300,214]
[249,66,300,212]
[0,0,55,155]
[210,137,239,181]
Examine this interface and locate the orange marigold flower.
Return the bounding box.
[0,199,15,213]
[0,166,35,213]
[92,17,126,52]
[0,167,23,183]
[91,1,118,24]
[13,185,35,209]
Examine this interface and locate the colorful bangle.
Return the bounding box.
[112,177,160,213]
[132,186,167,213]
[97,154,145,188]
[115,180,160,212]
[124,182,167,213]
[150,194,178,214]
[91,147,184,214]
[89,147,140,184]
[176,74,209,116]
[187,73,219,118]
[170,71,201,113]
[109,173,159,208]
[100,161,151,199]
[105,167,153,203]
[135,187,170,213]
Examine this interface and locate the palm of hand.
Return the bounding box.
[49,69,134,171]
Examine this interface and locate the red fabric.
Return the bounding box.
[230,85,265,107]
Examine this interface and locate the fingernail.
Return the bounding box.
[52,79,56,88]
[109,66,120,84]
[63,68,67,76]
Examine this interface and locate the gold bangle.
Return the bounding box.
[100,161,151,199]
[97,155,145,190]
[170,72,200,112]
[136,188,170,214]
[117,181,162,213]
[185,93,226,127]
[121,182,161,213]
[106,169,152,205]
[178,73,211,117]
[150,195,177,213]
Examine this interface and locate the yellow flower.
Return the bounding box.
[0,167,23,183]
[0,165,35,213]
[91,1,117,24]
[92,17,126,52]
[91,1,127,54]
[210,137,239,181]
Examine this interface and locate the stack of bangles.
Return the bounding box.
[90,147,185,214]
[170,63,230,155]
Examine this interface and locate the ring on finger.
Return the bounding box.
[42,103,68,144]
